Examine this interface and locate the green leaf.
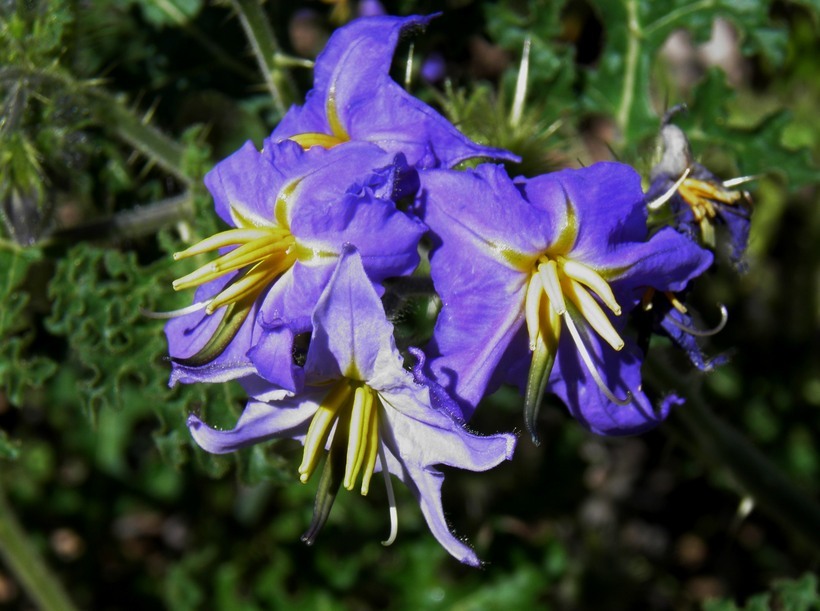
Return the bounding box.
[582,0,788,145]
[0,246,57,406]
[677,70,820,188]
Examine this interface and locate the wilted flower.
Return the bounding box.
[419,162,713,439]
[188,248,515,565]
[647,120,754,271]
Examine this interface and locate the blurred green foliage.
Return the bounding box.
[0,0,818,609]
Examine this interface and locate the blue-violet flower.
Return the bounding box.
[419,162,714,438]
[165,138,424,393]
[187,248,515,566]
[271,15,517,169]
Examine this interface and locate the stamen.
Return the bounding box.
[539,259,566,315]
[641,288,656,312]
[344,385,374,491]
[664,291,688,314]
[524,301,561,444]
[647,167,691,210]
[563,312,632,406]
[172,237,294,292]
[667,304,728,337]
[359,403,380,496]
[299,381,353,482]
[524,270,544,350]
[561,259,622,315]
[173,228,283,260]
[682,178,743,205]
[378,438,398,547]
[208,239,292,276]
[205,256,293,314]
[562,278,625,351]
[139,299,213,319]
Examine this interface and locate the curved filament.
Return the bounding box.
[667,304,729,337]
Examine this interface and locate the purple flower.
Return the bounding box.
[647,122,753,271]
[187,248,515,566]
[164,138,424,393]
[271,15,517,169]
[419,162,713,439]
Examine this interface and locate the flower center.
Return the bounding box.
[172,226,297,315]
[524,254,624,353]
[523,254,630,440]
[298,379,399,547]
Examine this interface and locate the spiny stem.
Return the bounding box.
[86,89,190,185]
[0,487,80,611]
[231,0,298,115]
[0,67,191,184]
[616,0,641,137]
[43,193,194,246]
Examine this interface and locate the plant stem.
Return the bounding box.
[650,362,820,553]
[0,488,79,611]
[1,66,191,184]
[44,193,195,246]
[616,0,641,137]
[86,90,191,185]
[231,0,298,115]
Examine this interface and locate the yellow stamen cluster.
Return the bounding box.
[679,178,743,223]
[525,254,625,354]
[172,226,297,315]
[299,379,382,496]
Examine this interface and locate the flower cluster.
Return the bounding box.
[163,15,749,565]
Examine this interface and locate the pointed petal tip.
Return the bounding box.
[460,549,482,568]
[186,413,203,430]
[504,433,518,460]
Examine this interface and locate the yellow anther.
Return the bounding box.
[682,178,743,206]
[172,228,276,260]
[561,258,622,315]
[525,270,544,350]
[562,278,625,351]
[205,255,294,314]
[344,385,374,491]
[538,259,566,315]
[641,288,656,312]
[299,381,354,482]
[359,405,380,496]
[664,291,688,314]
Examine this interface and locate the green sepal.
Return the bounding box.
[301,419,349,546]
[524,331,558,446]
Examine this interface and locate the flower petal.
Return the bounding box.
[305,247,401,382]
[272,16,517,168]
[187,393,321,454]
